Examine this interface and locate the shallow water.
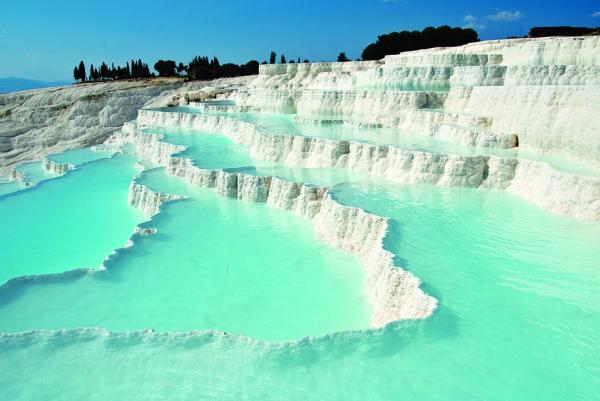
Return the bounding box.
[47,147,113,165]
[154,127,374,187]
[1,107,600,400]
[13,160,58,184]
[0,179,24,196]
[0,154,144,284]
[0,148,114,196]
[1,183,599,400]
[333,183,600,400]
[0,170,369,340]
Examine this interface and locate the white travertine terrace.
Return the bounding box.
[3,36,600,331]
[115,36,600,327]
[128,182,184,216]
[113,126,437,327]
[0,79,183,173]
[0,77,253,174]
[134,111,600,221]
[42,158,74,175]
[230,36,600,168]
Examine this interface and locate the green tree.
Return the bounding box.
[78,61,86,82]
[210,57,221,77]
[154,60,177,77]
[337,52,349,62]
[100,62,108,80]
[361,25,479,60]
[245,60,260,75]
[269,51,276,64]
[280,54,286,64]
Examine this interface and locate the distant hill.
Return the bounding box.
[0,77,72,94]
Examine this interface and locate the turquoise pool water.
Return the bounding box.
[1,109,599,400]
[13,160,58,184]
[47,147,113,165]
[0,148,114,196]
[1,182,598,400]
[153,127,373,187]
[0,179,24,196]
[0,154,144,284]
[0,169,369,340]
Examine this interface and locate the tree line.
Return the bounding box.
[73,57,266,83]
[72,53,311,83]
[361,25,479,60]
[73,59,151,82]
[72,25,483,82]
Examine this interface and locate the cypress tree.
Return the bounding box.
[100,62,108,81]
[78,61,86,82]
[269,51,276,64]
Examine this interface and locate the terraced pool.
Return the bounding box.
[1,105,599,401]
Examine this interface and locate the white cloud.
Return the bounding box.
[591,11,600,17]
[486,10,524,21]
[464,14,478,22]
[464,22,486,30]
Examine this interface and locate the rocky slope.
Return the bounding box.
[0,76,254,174]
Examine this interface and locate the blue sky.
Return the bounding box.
[2,0,600,80]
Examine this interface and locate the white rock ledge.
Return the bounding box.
[128,182,184,216]
[134,109,600,221]
[42,158,75,175]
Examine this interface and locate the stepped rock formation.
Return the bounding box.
[2,36,600,328]
[0,77,253,174]
[0,79,180,173]
[135,36,599,220]
[113,126,437,327]
[230,36,600,167]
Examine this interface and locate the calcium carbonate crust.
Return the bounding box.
[135,110,600,221]
[232,36,600,167]
[109,125,437,328]
[0,78,183,174]
[2,36,600,342]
